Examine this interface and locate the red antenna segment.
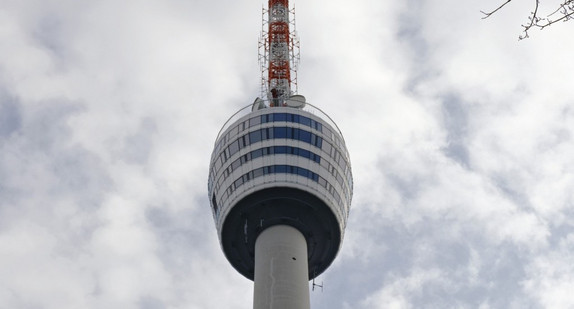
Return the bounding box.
[260,0,300,107]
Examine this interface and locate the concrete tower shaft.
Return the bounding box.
[254,225,310,309]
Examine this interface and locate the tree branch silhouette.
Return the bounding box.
[482,0,574,39]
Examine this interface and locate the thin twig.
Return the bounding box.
[547,0,574,18]
[481,0,513,19]
[541,10,574,28]
[519,0,541,39]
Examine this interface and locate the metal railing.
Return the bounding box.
[214,98,347,146]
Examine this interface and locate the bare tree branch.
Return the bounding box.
[547,0,573,18]
[481,0,574,40]
[481,0,513,19]
[519,0,541,39]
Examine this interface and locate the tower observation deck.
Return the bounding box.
[208,1,353,308]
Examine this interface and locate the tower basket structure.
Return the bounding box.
[208,102,353,279]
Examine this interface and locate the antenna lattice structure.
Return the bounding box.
[259,0,300,106]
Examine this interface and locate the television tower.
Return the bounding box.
[208,1,353,308]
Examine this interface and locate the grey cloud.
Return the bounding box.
[440,93,470,167]
[1,0,574,308]
[122,117,157,165]
[0,93,22,137]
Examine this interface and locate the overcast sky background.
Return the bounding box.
[1,0,574,308]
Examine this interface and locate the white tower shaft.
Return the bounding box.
[253,225,310,309]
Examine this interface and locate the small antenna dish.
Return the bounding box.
[312,270,323,292]
[252,97,266,111]
[285,94,306,109]
[312,277,323,292]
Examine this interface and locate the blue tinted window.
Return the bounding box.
[215,113,326,175]
[318,177,327,188]
[299,149,310,159]
[236,171,343,208]
[231,159,241,170]
[264,128,272,139]
[212,194,218,213]
[249,117,261,127]
[226,164,334,199]
[274,127,287,138]
[300,116,311,127]
[216,127,325,186]
[221,127,319,165]
[249,130,262,143]
[251,148,263,159]
[299,130,312,143]
[253,167,264,178]
[274,113,287,122]
[275,146,288,154]
[240,154,248,164]
[229,140,240,156]
[242,112,322,132]
[340,159,347,171]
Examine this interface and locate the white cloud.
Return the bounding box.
[1,0,574,308]
[523,234,574,308]
[360,268,445,309]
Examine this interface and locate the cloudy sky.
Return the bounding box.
[1,0,574,308]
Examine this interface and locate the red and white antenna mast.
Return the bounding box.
[259,0,300,107]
